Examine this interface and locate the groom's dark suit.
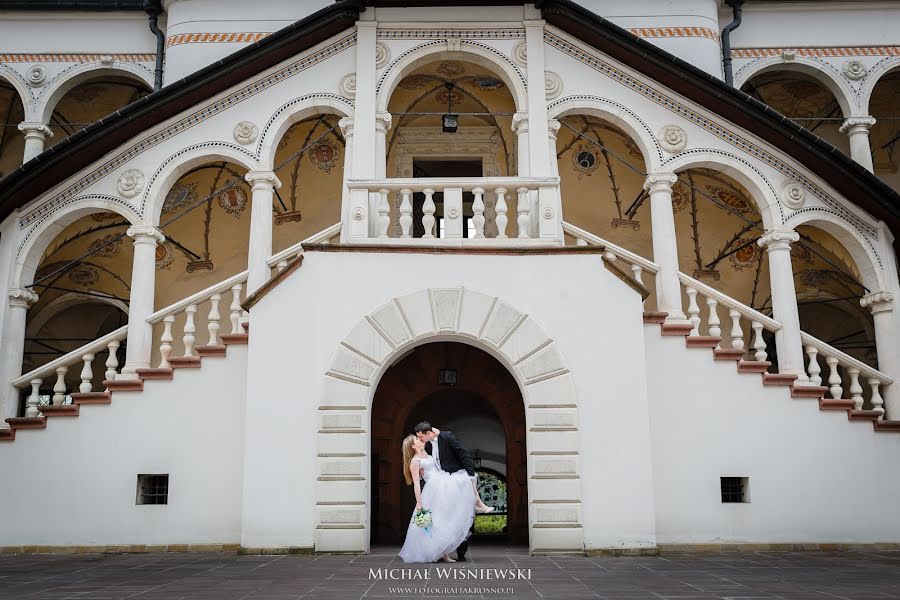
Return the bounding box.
[425,430,475,560]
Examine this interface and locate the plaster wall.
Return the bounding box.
[0,344,247,547]
[0,12,156,54]
[645,327,900,544]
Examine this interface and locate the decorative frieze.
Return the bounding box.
[166,32,270,48]
[731,46,900,59]
[627,26,719,43]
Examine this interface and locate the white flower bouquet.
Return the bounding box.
[412,508,432,529]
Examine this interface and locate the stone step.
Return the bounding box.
[661,323,692,336]
[168,357,201,369]
[737,360,771,374]
[685,336,721,349]
[221,333,249,345]
[136,368,174,380]
[38,405,79,417]
[762,373,798,387]
[849,410,882,421]
[70,392,111,404]
[5,416,47,429]
[713,348,745,361]
[819,398,855,411]
[642,311,668,324]
[791,385,828,399]
[196,345,227,357]
[873,420,900,432]
[104,379,143,392]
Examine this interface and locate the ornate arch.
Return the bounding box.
[257,93,354,170]
[0,65,34,117]
[376,41,528,113]
[37,62,153,123]
[25,291,128,338]
[14,197,141,289]
[858,57,900,116]
[733,57,857,118]
[662,149,782,231]
[315,286,584,554]
[140,143,260,225]
[784,211,885,293]
[547,94,664,173]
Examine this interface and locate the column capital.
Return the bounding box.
[17,121,53,139]
[375,111,392,134]
[757,229,799,251]
[244,170,281,190]
[547,118,561,140]
[643,172,678,192]
[126,225,165,245]
[860,291,894,314]
[8,287,39,308]
[338,116,355,138]
[840,116,876,134]
[512,111,529,134]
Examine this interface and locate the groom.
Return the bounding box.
[414,421,476,561]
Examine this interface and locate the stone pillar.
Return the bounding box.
[523,17,551,177]
[860,291,898,417]
[18,122,52,163]
[644,173,686,321]
[839,117,876,173]
[244,171,281,296]
[758,230,808,382]
[512,112,530,176]
[374,112,392,179]
[339,117,355,242]
[120,226,165,380]
[0,288,39,425]
[547,118,561,178]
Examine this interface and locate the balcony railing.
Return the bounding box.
[344,177,563,245]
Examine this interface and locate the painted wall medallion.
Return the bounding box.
[728,239,762,271]
[216,183,248,217]
[707,186,753,214]
[398,74,432,90]
[437,61,465,76]
[473,77,504,91]
[88,234,122,258]
[162,183,198,215]
[310,142,339,173]
[68,265,99,286]
[671,182,690,213]
[155,241,174,270]
[91,211,121,222]
[571,145,599,179]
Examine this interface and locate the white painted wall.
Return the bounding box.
[645,328,900,545]
[0,345,247,547]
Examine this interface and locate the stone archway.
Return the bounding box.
[371,341,528,546]
[315,287,584,555]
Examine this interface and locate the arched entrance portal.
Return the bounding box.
[371,342,527,546]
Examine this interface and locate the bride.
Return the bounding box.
[398,434,479,563]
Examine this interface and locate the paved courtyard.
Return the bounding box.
[1,546,899,600]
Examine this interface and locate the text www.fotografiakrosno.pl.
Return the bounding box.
[370,567,530,595]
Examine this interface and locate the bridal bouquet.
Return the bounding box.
[412,508,432,536]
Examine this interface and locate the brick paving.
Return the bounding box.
[1,546,899,600]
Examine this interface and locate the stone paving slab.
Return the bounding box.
[0,546,898,600]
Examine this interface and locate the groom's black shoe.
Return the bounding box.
[456,553,467,562]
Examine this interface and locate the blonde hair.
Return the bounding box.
[402,435,417,486]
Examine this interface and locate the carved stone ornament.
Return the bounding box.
[513,41,527,65]
[339,74,357,99]
[27,65,47,87]
[233,121,259,145]
[781,181,805,210]
[117,168,145,199]
[860,291,894,314]
[99,55,115,67]
[544,71,563,100]
[842,60,867,81]
[8,287,39,308]
[780,49,796,62]
[353,206,366,220]
[657,125,688,154]
[375,42,390,69]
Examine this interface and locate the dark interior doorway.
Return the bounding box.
[412,159,482,238]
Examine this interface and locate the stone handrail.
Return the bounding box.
[678,272,780,332]
[267,222,342,270]
[345,176,562,243]
[801,331,892,418]
[146,271,248,325]
[561,221,660,275]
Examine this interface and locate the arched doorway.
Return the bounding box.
[370,341,528,546]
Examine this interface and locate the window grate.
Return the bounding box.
[137,474,169,505]
[720,476,748,503]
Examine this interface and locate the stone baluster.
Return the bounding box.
[25,379,41,418]
[805,346,822,386]
[751,320,767,362]
[575,238,588,246]
[158,315,175,369]
[685,287,700,336]
[105,340,120,381]
[516,187,530,238]
[495,187,508,238]
[825,356,842,400]
[848,367,863,410]
[422,188,436,238]
[182,305,197,358]
[79,353,95,394]
[603,250,618,263]
[377,188,390,239]
[52,365,68,405]
[207,293,221,347]
[631,264,644,287]
[275,259,289,273]
[399,188,413,238]
[230,284,243,335]
[728,309,744,352]
[706,297,720,344]
[869,378,885,419]
[472,187,485,238]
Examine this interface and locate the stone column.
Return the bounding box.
[120,226,165,380]
[758,230,808,382]
[18,122,52,163]
[840,117,876,173]
[375,112,392,179]
[339,117,355,241]
[523,17,551,177]
[0,288,39,425]
[860,291,898,417]
[644,173,686,321]
[244,171,281,296]
[512,112,530,176]
[547,118,561,178]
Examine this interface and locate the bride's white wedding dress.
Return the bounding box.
[399,455,476,563]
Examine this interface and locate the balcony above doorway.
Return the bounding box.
[344,176,563,247]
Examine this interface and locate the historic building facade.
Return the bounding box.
[0,1,899,554]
